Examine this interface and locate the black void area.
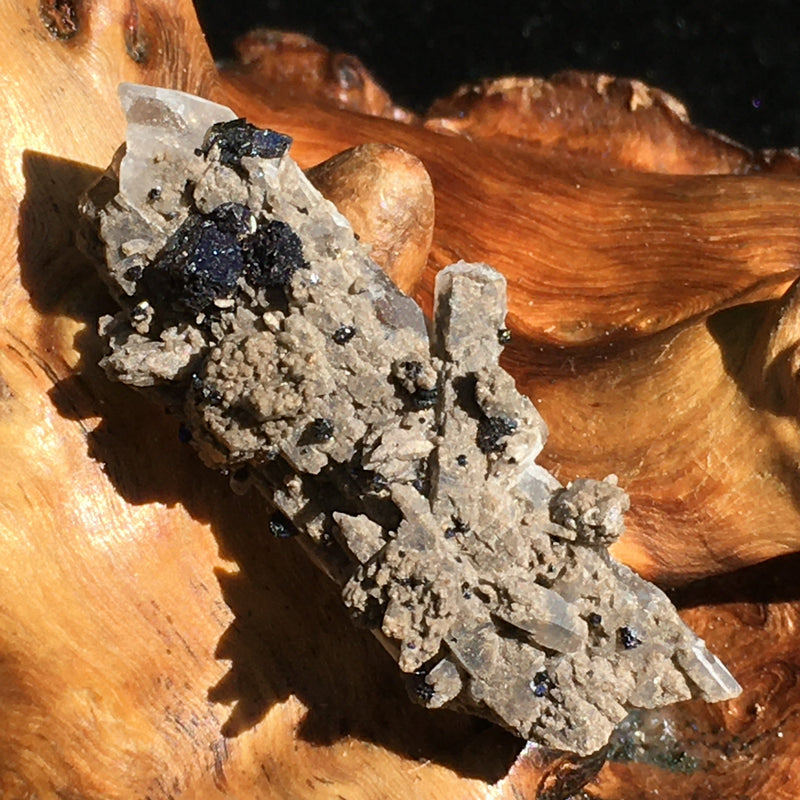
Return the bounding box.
[194,0,800,150]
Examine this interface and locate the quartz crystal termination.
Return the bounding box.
[82,84,741,757]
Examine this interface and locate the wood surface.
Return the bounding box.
[2,1,800,798]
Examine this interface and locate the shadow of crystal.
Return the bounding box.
[15,149,530,785]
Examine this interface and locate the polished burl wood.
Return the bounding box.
[2,2,800,798]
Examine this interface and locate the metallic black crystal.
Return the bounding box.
[476,415,518,453]
[143,212,245,313]
[200,119,292,167]
[619,626,642,649]
[269,511,297,539]
[333,325,357,344]
[243,218,308,289]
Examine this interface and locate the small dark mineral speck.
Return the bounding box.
[356,469,390,493]
[124,264,144,282]
[476,415,518,453]
[308,417,334,442]
[411,386,438,409]
[456,454,468,467]
[269,512,296,539]
[333,325,357,344]
[588,613,603,628]
[204,387,223,404]
[532,670,551,696]
[497,328,512,345]
[619,626,642,649]
[410,668,435,703]
[411,460,428,494]
[400,361,424,380]
[319,530,335,546]
[200,119,292,168]
[177,423,192,443]
[191,374,222,404]
[395,361,437,409]
[445,517,469,539]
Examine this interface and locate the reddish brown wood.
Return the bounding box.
[228,29,415,122]
[3,3,800,798]
[424,72,756,175]
[306,143,435,293]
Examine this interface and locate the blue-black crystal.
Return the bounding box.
[144,211,246,313]
[143,201,307,312]
[619,626,642,649]
[243,219,307,289]
[476,415,518,453]
[200,119,291,167]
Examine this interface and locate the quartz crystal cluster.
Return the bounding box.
[81,84,741,756]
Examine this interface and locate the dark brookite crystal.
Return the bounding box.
[142,201,308,314]
[198,118,292,167]
[476,414,518,453]
[82,84,741,757]
[269,512,296,539]
[332,324,357,344]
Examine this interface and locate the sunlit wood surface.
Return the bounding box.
[2,2,800,797]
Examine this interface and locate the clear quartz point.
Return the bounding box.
[81,83,742,757]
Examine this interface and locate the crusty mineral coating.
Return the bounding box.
[81,83,742,756]
[550,477,630,546]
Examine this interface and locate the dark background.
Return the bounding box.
[194,0,800,151]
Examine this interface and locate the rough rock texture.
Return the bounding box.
[81,84,741,756]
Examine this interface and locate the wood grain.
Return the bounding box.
[306,142,435,293]
[590,554,800,800]
[424,72,755,175]
[228,29,415,123]
[221,73,800,346]
[3,2,800,798]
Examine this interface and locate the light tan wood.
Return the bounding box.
[4,3,800,798]
[0,3,541,798]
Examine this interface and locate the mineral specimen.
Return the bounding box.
[80,83,741,756]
